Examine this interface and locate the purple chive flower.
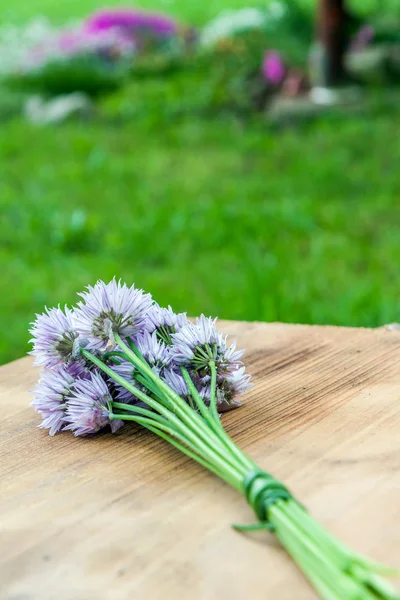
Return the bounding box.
[65,371,122,436]
[162,365,250,413]
[217,367,252,412]
[136,330,171,370]
[111,359,138,402]
[31,363,89,436]
[162,368,214,410]
[84,9,177,38]
[171,315,244,374]
[262,50,285,85]
[162,368,190,400]
[29,306,79,368]
[191,367,251,412]
[144,303,187,345]
[73,279,153,352]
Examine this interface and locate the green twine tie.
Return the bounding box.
[233,470,293,533]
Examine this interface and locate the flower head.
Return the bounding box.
[73,279,153,351]
[262,50,285,85]
[31,363,90,435]
[84,9,177,38]
[136,330,171,370]
[171,315,244,374]
[189,367,251,413]
[162,368,190,400]
[162,368,218,410]
[217,367,252,412]
[144,303,187,344]
[65,371,122,436]
[162,363,250,413]
[111,359,138,402]
[29,306,79,368]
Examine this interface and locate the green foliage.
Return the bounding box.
[0,86,25,119]
[101,26,302,120]
[262,0,312,65]
[131,32,197,75]
[5,55,132,97]
[374,21,400,45]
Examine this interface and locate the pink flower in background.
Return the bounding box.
[58,30,81,53]
[84,8,178,38]
[262,50,285,86]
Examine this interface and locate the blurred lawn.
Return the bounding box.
[1,0,399,24]
[0,0,399,365]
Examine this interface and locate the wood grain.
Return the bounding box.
[1,321,400,600]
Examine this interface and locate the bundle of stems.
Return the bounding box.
[83,333,399,600]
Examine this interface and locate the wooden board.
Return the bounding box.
[1,321,400,600]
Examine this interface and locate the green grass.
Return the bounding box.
[0,0,399,365]
[1,0,398,24]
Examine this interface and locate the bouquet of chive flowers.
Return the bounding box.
[30,280,399,600]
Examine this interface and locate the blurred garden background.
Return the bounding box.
[0,0,399,365]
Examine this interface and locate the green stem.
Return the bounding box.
[276,502,345,568]
[208,360,219,423]
[84,339,399,600]
[126,337,145,359]
[179,366,255,472]
[110,337,254,479]
[271,501,398,600]
[207,361,256,472]
[82,349,171,415]
[180,366,213,422]
[83,348,245,486]
[114,413,240,489]
[276,526,350,600]
[112,402,175,429]
[134,373,172,405]
[111,404,242,489]
[103,351,126,361]
[284,501,399,577]
[114,335,248,475]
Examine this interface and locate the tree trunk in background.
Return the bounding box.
[317,0,347,86]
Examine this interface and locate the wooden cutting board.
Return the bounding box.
[1,321,400,600]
